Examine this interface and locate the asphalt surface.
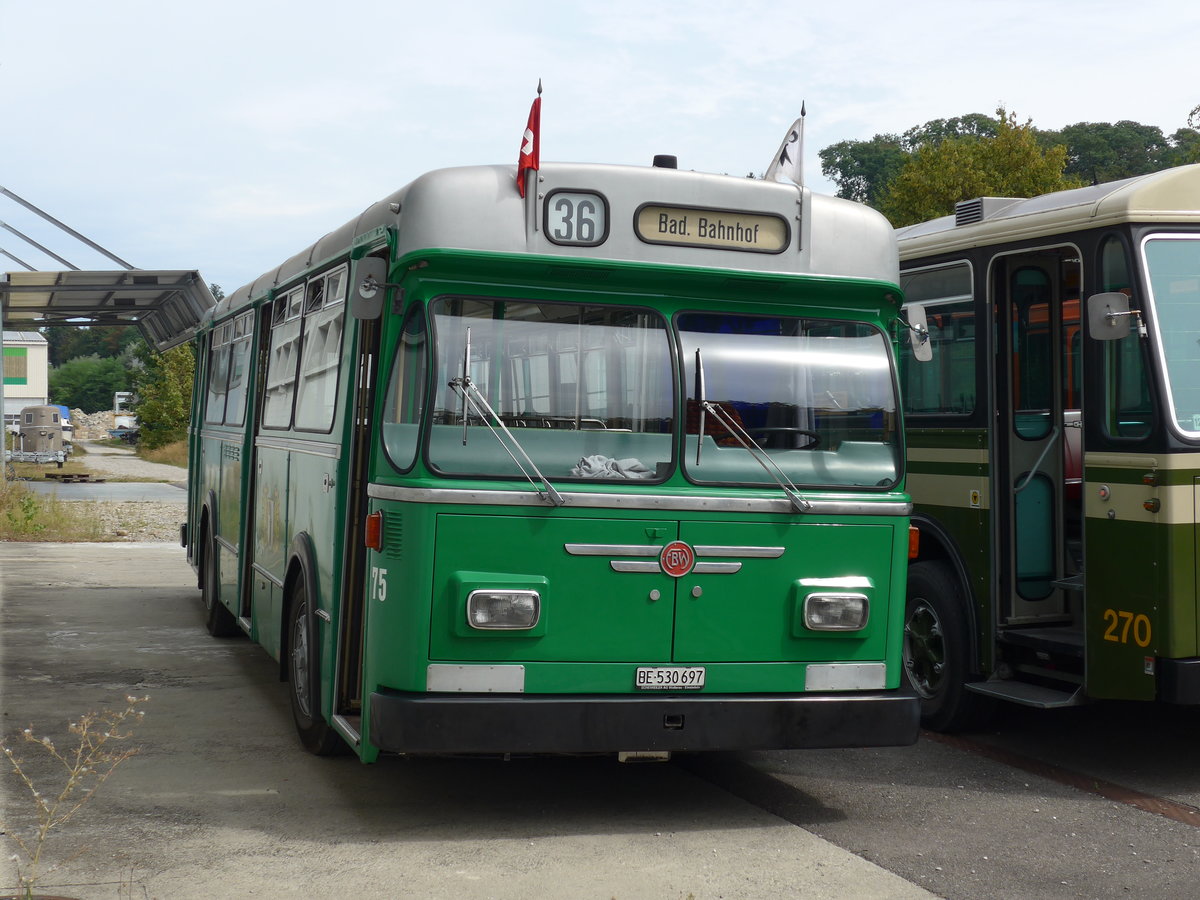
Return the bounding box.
[0,542,934,900]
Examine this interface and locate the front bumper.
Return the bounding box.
[368,690,920,754]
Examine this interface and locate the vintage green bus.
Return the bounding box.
[186,154,919,761]
[897,163,1200,729]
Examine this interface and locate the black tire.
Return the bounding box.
[287,577,343,756]
[202,527,239,638]
[903,560,994,732]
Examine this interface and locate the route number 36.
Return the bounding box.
[1102,608,1151,647]
[546,192,605,246]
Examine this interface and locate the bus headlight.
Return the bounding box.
[803,593,869,631]
[467,590,541,630]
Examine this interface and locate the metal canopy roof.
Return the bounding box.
[0,269,214,351]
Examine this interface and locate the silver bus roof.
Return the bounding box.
[896,163,1200,259]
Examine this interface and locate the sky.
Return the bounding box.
[2,0,1198,294]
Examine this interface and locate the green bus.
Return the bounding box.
[186,153,919,762]
[897,163,1200,729]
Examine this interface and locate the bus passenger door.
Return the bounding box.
[996,250,1082,625]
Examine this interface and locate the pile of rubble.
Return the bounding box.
[71,409,119,439]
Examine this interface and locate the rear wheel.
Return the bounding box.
[201,526,239,637]
[287,576,343,755]
[903,560,993,732]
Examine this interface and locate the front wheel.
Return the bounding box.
[903,560,993,732]
[287,577,343,755]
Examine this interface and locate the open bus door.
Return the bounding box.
[993,248,1085,663]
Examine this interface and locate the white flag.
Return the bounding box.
[765,114,804,186]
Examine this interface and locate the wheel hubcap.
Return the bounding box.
[904,598,946,700]
[291,602,311,717]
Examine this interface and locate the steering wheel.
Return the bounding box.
[748,427,821,449]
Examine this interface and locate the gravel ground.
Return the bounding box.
[77,440,188,542]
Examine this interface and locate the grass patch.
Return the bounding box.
[0,480,112,542]
[139,440,188,468]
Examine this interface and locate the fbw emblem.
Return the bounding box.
[660,541,696,578]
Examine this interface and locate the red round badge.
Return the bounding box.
[659,541,695,578]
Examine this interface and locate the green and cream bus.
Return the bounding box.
[897,164,1200,729]
[186,153,919,761]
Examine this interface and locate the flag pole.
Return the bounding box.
[797,101,806,189]
[531,80,542,232]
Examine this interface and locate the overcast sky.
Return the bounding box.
[2,0,1197,293]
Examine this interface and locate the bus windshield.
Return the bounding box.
[422,296,675,480]
[1145,235,1200,436]
[680,313,900,488]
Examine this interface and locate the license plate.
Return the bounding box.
[635,666,705,690]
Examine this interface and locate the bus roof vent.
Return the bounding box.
[652,155,678,169]
[955,197,1022,227]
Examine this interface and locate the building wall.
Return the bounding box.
[2,331,50,424]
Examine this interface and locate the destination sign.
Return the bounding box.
[635,205,788,253]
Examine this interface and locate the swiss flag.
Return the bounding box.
[517,87,541,197]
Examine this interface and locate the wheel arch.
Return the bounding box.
[909,512,985,675]
[196,490,219,591]
[280,531,321,683]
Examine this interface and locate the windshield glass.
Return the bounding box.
[679,312,900,488]
[1145,235,1200,436]
[425,296,674,480]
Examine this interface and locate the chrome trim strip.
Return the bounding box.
[251,562,284,589]
[315,608,332,623]
[565,543,660,557]
[693,561,742,574]
[198,428,242,443]
[366,483,910,516]
[693,545,784,558]
[214,534,239,556]
[332,714,362,747]
[255,434,342,459]
[612,561,662,573]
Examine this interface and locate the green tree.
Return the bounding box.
[125,283,218,449]
[901,112,1000,151]
[131,343,195,449]
[1044,120,1169,184]
[41,325,140,368]
[819,134,907,206]
[48,355,131,412]
[878,109,1086,227]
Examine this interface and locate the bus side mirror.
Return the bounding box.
[1087,292,1134,340]
[352,257,390,320]
[905,304,933,362]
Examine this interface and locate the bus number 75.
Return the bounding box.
[370,566,388,603]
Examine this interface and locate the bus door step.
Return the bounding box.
[965,680,1085,708]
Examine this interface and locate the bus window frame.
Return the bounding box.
[261,285,306,431]
[1138,231,1200,442]
[898,259,980,424]
[421,293,676,484]
[380,303,430,475]
[293,263,349,435]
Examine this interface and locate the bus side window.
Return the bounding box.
[262,288,304,430]
[898,263,976,418]
[1099,236,1151,439]
[295,266,347,433]
[204,322,232,425]
[224,312,254,427]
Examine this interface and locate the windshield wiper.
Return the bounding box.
[449,330,566,507]
[693,348,813,514]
